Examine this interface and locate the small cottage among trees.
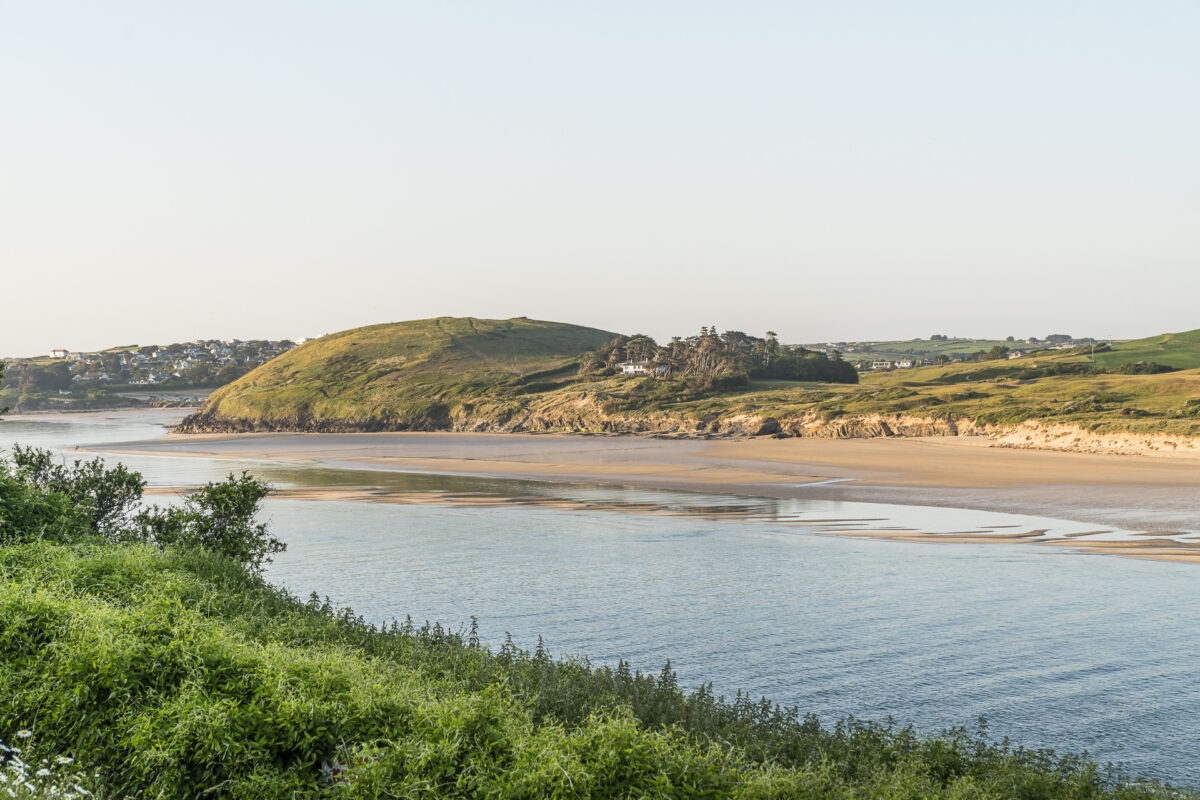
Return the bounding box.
[583,327,858,384]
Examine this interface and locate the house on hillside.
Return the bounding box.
[871,361,892,371]
[893,360,914,369]
[619,361,651,375]
[49,349,69,359]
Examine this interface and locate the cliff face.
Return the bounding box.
[175,396,1200,458]
[175,394,979,440]
[990,420,1200,457]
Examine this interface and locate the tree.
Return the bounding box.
[185,363,215,385]
[11,445,145,539]
[137,472,284,573]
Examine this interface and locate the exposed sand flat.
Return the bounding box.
[94,430,1200,491]
[816,529,1200,564]
[118,431,1200,564]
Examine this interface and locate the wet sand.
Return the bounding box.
[100,430,1200,549]
[96,430,1200,490]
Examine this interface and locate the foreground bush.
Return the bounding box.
[2,446,284,572]
[0,449,1189,798]
[0,541,1186,800]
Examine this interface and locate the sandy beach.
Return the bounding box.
[94,429,1200,542]
[93,429,1200,488]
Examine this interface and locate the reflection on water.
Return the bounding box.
[2,412,1199,785]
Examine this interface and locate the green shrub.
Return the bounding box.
[135,471,284,573]
[11,444,145,539]
[0,540,1185,799]
[0,468,86,545]
[2,448,283,572]
[0,445,1189,798]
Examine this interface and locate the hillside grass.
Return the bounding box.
[1045,329,1200,371]
[182,319,1200,438]
[497,363,1200,438]
[198,316,616,427]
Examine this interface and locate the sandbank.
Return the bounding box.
[96,429,1200,538]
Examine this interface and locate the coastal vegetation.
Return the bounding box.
[0,441,1188,798]
[581,328,858,384]
[176,318,1200,447]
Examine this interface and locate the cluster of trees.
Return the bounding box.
[582,327,858,384]
[0,360,72,392]
[963,345,1014,363]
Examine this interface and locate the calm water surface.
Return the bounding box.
[2,412,1198,785]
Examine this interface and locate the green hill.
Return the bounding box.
[177,318,1200,444]
[179,317,619,431]
[1046,329,1200,370]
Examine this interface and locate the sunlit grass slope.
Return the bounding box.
[182,319,1200,439]
[191,316,617,429]
[581,363,1200,437]
[1046,329,1200,371]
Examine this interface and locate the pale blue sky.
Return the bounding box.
[3,2,1198,355]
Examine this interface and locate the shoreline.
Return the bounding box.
[93,427,1200,562]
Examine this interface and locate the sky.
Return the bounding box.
[2,1,1198,356]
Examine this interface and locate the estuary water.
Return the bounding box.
[2,411,1198,785]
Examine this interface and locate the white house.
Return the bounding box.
[871,361,892,371]
[893,360,914,369]
[618,361,651,375]
[49,349,69,359]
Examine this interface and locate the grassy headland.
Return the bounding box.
[0,450,1187,798]
[178,316,619,432]
[176,319,1200,453]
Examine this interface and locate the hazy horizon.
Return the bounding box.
[4,2,1198,357]
[0,312,1182,360]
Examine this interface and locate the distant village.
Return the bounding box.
[2,338,307,400]
[798,334,1100,372]
[46,339,304,386]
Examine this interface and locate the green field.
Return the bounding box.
[829,338,1032,362]
[1045,329,1200,371]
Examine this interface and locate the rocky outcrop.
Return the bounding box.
[175,397,982,440]
[176,392,1200,457]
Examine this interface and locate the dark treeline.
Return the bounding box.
[582,327,859,384]
[1,360,73,392]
